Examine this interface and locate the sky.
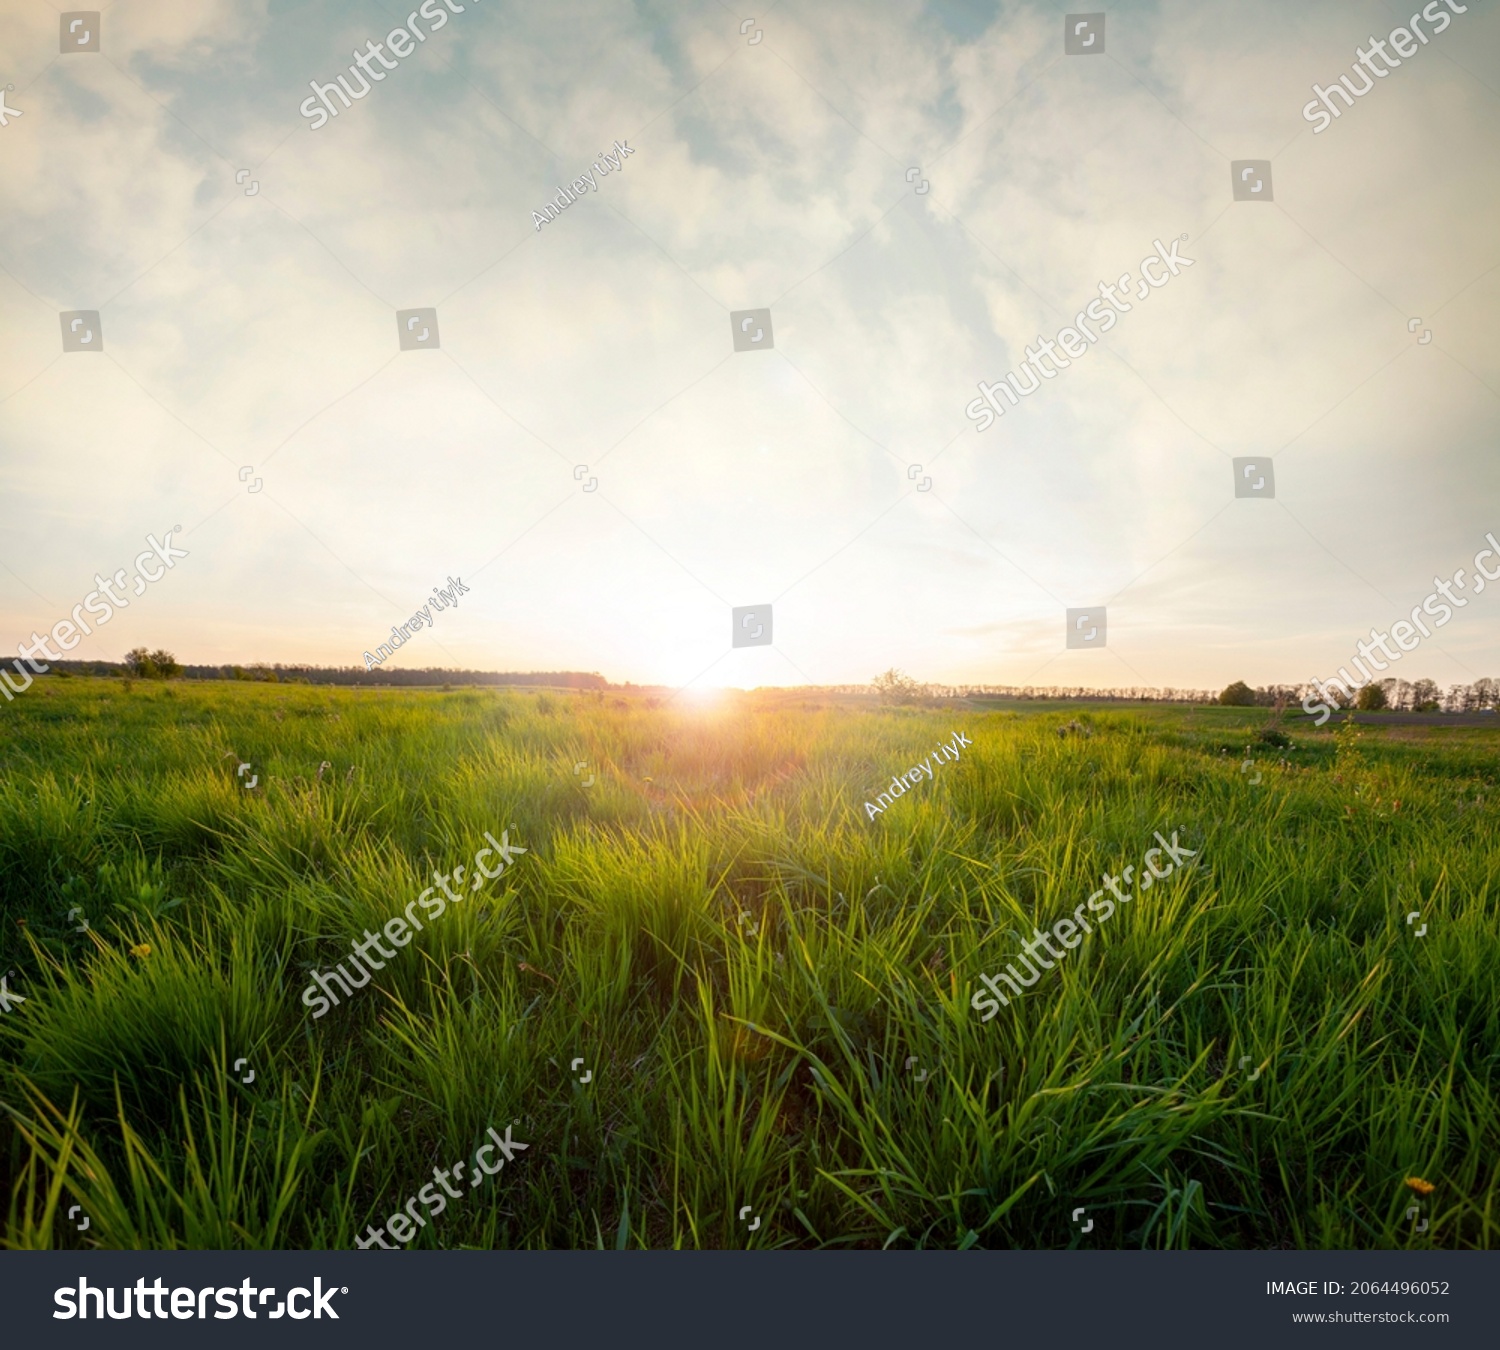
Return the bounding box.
[1,0,1498,693]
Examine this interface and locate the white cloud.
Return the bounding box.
[1,0,1496,690]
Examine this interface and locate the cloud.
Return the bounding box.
[0,0,1495,690]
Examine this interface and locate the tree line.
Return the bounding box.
[44,656,608,689]
[1218,677,1496,713]
[869,670,1499,713]
[39,657,1499,711]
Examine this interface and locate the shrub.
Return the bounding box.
[124,648,181,680]
[123,648,156,679]
[149,650,182,679]
[872,668,929,706]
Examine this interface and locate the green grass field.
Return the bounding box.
[2,678,1497,1249]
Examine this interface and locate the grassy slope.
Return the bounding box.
[0,678,1496,1249]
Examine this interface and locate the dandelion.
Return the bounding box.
[129,942,152,959]
[1404,1176,1435,1196]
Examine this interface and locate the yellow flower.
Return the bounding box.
[1404,1176,1435,1196]
[129,943,152,959]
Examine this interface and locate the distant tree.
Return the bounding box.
[1356,683,1388,711]
[123,648,157,679]
[124,648,180,679]
[871,668,929,705]
[1410,678,1440,711]
[1449,679,1496,712]
[1219,680,1255,706]
[1310,681,1349,709]
[148,649,181,679]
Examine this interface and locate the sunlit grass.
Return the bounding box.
[1,678,1497,1249]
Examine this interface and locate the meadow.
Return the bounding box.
[1,677,1496,1250]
